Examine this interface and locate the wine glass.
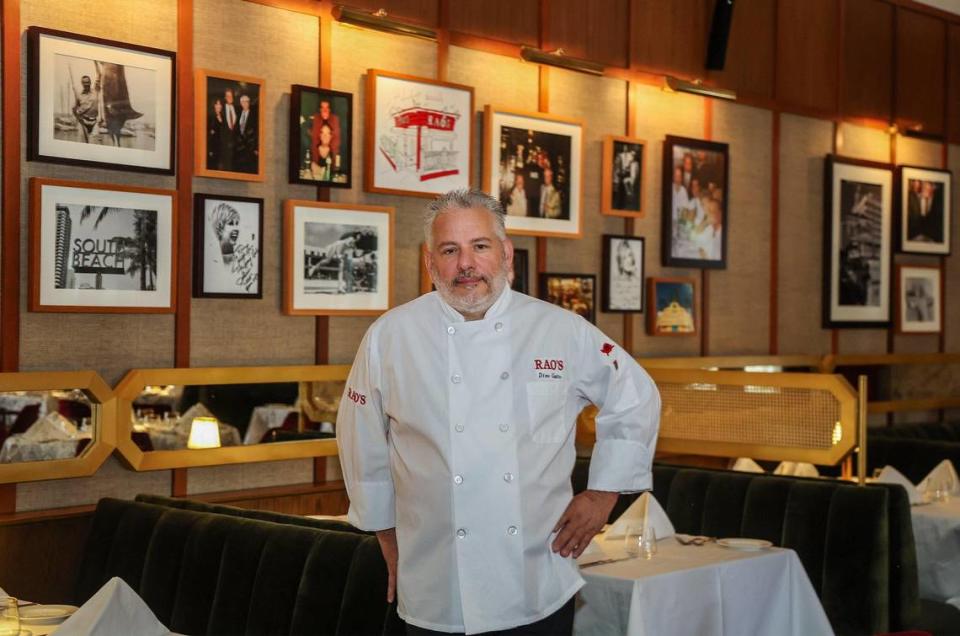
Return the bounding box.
[0,597,20,636]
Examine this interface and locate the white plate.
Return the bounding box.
[717,538,773,551]
[19,604,78,625]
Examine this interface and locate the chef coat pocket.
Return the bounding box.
[526,382,568,443]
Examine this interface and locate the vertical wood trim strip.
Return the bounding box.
[172,468,188,497]
[701,98,713,356]
[315,4,333,369]
[831,121,840,354]
[536,0,549,278]
[0,483,14,515]
[1,0,21,372]
[887,131,897,354]
[437,0,450,82]
[622,81,637,353]
[769,112,780,354]
[941,21,949,353]
[175,0,195,368]
[313,457,327,486]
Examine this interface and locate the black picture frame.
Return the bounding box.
[538,272,597,324]
[193,193,264,299]
[289,85,353,188]
[27,26,177,175]
[512,248,529,295]
[660,135,728,269]
[897,164,952,256]
[822,154,894,328]
[602,234,644,313]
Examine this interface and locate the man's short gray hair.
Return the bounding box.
[423,189,507,247]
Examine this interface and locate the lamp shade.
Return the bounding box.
[187,416,221,449]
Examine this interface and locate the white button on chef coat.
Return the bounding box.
[337,287,660,634]
[447,326,456,335]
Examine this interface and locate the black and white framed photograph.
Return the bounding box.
[823,155,893,328]
[483,106,583,238]
[196,69,265,181]
[29,178,176,313]
[27,27,175,174]
[896,264,941,334]
[661,135,728,268]
[539,273,596,324]
[602,136,645,218]
[193,194,263,298]
[289,85,353,187]
[512,248,529,295]
[602,235,644,313]
[899,165,951,255]
[284,200,393,316]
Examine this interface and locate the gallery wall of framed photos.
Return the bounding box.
[0,0,958,513]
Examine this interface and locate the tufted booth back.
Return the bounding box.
[74,498,403,636]
[572,461,919,636]
[871,421,960,442]
[866,421,960,484]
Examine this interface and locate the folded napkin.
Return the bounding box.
[604,492,675,541]
[918,460,960,497]
[774,461,820,478]
[732,457,764,473]
[876,465,921,504]
[20,412,80,442]
[57,577,170,636]
[175,402,214,434]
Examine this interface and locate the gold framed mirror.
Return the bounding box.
[114,365,349,470]
[0,370,116,484]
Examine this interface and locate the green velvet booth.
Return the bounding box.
[74,498,404,636]
[869,422,960,484]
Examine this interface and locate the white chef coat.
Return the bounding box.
[337,286,660,634]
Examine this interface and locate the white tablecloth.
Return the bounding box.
[243,405,299,445]
[0,434,89,463]
[575,539,833,636]
[0,392,55,420]
[912,498,960,608]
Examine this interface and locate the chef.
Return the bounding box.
[337,189,660,635]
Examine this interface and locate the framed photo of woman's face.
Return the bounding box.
[602,235,644,313]
[193,194,263,299]
[289,85,353,187]
[284,200,394,316]
[661,135,728,269]
[898,165,951,255]
[29,178,177,313]
[195,69,265,181]
[895,264,941,334]
[27,27,176,175]
[539,273,596,323]
[823,155,893,328]
[483,105,584,238]
[602,136,645,218]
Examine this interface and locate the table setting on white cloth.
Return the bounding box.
[133,402,242,450]
[574,492,834,636]
[243,404,299,445]
[0,413,90,464]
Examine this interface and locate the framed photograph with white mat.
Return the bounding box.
[193,193,263,299]
[822,155,893,328]
[27,26,176,174]
[898,165,951,255]
[483,105,583,238]
[895,264,941,334]
[29,178,177,313]
[284,200,393,316]
[602,235,644,313]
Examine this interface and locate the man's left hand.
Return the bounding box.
[551,490,619,558]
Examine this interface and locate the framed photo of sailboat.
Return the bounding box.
[27,27,176,175]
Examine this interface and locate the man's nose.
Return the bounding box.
[457,249,476,270]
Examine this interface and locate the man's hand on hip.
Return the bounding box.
[551,490,619,558]
[376,528,398,603]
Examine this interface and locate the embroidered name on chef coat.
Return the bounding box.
[346,387,367,405]
[534,358,565,380]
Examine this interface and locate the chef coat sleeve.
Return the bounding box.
[574,320,661,494]
[336,329,395,531]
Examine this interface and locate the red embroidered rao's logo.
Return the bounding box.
[601,343,615,356]
[347,387,367,405]
[534,359,564,371]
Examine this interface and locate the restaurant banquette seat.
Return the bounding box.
[74,497,403,635]
[868,422,960,484]
[572,461,959,635]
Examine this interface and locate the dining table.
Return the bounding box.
[911,496,960,608]
[574,536,834,636]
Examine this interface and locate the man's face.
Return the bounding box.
[81,77,91,91]
[320,101,331,118]
[544,168,553,186]
[427,208,513,318]
[240,95,251,111]
[225,90,234,104]
[673,167,683,185]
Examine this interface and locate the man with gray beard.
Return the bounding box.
[337,189,660,635]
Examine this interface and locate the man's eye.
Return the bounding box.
[476,244,489,251]
[442,249,456,256]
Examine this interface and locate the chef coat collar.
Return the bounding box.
[436,284,512,323]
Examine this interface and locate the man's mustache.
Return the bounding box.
[454,270,487,285]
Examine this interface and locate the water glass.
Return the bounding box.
[639,527,658,559]
[624,525,643,556]
[0,597,20,636]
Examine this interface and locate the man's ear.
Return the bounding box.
[503,238,515,271]
[423,244,435,282]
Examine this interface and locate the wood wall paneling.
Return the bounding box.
[1,0,20,372]
[776,0,840,116]
[706,0,776,101]
[543,0,629,68]
[950,25,960,143]
[841,0,894,122]
[344,0,439,27]
[0,513,92,604]
[895,7,946,136]
[630,0,709,78]
[447,0,539,47]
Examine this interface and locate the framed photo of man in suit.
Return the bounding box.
[195,69,265,181]
[898,166,951,255]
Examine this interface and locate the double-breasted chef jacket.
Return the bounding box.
[337,286,661,634]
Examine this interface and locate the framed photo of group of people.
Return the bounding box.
[823,156,951,332]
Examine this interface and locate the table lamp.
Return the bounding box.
[187,416,221,449]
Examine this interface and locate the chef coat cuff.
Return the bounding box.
[346,481,396,531]
[587,439,653,493]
